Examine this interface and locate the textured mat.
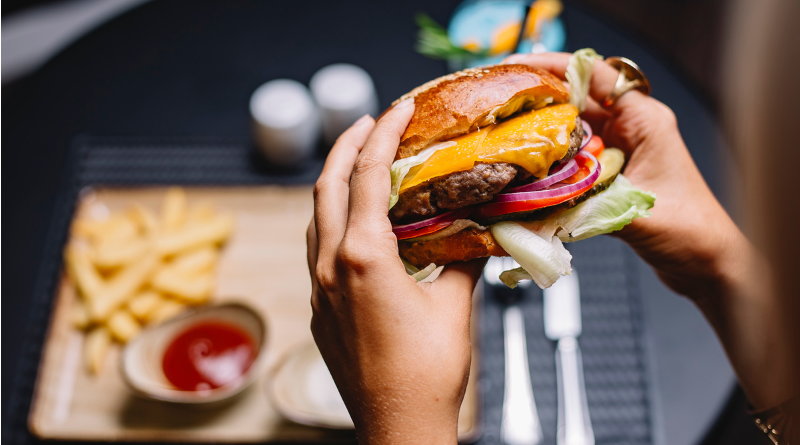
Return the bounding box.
[6,137,652,445]
[479,237,653,445]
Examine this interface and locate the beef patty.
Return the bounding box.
[391,117,584,222]
[565,116,585,161]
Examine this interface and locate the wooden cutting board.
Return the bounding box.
[28,186,481,443]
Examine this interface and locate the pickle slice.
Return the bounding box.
[595,148,625,185]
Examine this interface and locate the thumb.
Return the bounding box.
[427,258,487,321]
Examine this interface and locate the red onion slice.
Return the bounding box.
[504,158,579,193]
[492,152,601,203]
[392,207,473,234]
[580,120,593,149]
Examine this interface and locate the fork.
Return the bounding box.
[484,257,543,445]
[544,272,594,445]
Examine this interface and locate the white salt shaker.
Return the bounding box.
[250,79,321,166]
[310,64,379,145]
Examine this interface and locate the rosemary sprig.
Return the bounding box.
[414,13,488,61]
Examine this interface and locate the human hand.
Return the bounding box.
[307,100,485,444]
[505,53,799,409]
[505,52,748,301]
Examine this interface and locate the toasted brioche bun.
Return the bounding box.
[399,228,509,268]
[391,64,569,160]
[392,64,571,268]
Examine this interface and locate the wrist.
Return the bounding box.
[350,394,461,445]
[694,221,753,307]
[622,211,744,304]
[692,229,799,408]
[693,211,776,313]
[355,414,459,445]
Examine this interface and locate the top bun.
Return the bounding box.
[391,64,569,160]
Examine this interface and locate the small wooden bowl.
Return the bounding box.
[121,302,268,404]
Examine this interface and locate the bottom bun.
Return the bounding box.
[399,228,509,268]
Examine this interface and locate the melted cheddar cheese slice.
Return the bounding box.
[400,103,579,193]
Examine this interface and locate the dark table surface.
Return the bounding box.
[3,1,737,444]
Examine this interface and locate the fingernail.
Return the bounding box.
[394,98,414,109]
[353,114,372,126]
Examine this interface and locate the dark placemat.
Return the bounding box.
[6,137,652,445]
[478,238,653,445]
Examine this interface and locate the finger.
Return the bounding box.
[431,257,487,301]
[538,68,609,136]
[580,96,611,135]
[314,115,375,261]
[307,218,321,310]
[346,98,415,232]
[306,218,319,279]
[503,52,648,113]
[426,258,487,327]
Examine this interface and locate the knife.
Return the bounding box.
[543,271,594,445]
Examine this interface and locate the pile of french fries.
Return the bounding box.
[64,187,235,374]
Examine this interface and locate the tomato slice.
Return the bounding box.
[558,153,596,184]
[583,135,605,158]
[395,220,453,240]
[475,154,596,219]
[475,184,592,218]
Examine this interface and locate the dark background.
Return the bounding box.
[2,0,729,106]
[1,0,760,443]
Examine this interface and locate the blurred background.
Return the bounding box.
[2,0,766,444]
[2,0,729,102]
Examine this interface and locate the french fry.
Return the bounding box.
[71,300,90,329]
[89,254,159,322]
[92,238,150,270]
[147,300,187,325]
[128,204,158,235]
[156,213,234,256]
[68,187,235,374]
[161,187,188,232]
[107,310,141,343]
[165,246,218,275]
[85,327,111,374]
[72,218,108,240]
[64,245,104,301]
[127,290,164,321]
[186,202,216,226]
[151,269,214,304]
[92,215,139,246]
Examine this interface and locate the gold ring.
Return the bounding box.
[601,57,651,107]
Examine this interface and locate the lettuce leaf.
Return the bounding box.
[492,174,654,288]
[491,219,572,289]
[499,267,534,289]
[389,141,456,209]
[556,174,656,242]
[402,258,438,282]
[566,48,603,112]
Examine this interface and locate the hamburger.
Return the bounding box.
[388,49,656,288]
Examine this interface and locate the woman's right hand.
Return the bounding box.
[504,52,748,301]
[505,52,797,409]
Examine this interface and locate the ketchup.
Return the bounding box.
[162,322,256,391]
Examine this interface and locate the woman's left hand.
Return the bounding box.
[307,99,485,445]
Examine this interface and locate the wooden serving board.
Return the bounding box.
[29,186,481,443]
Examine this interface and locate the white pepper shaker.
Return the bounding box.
[250,79,321,166]
[310,64,379,145]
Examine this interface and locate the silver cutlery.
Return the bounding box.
[484,257,543,445]
[543,271,594,445]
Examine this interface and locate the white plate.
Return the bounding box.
[268,343,353,429]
